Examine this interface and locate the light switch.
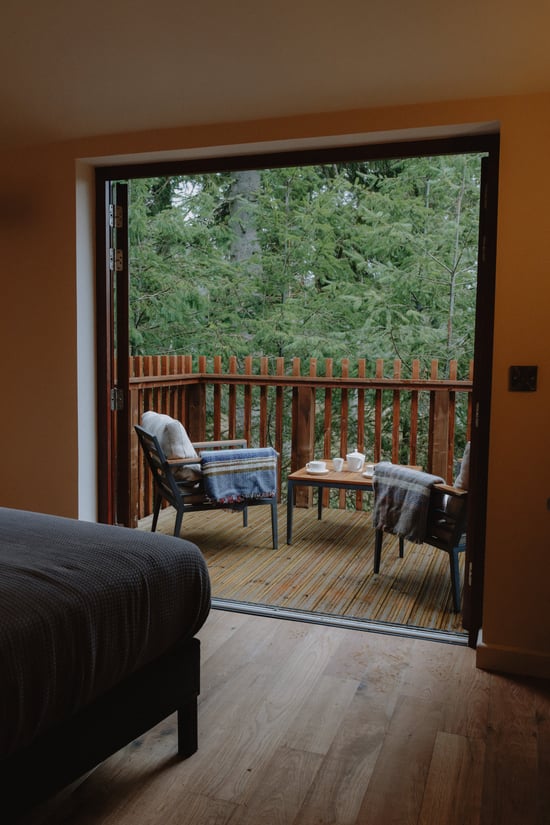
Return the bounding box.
[509,365,537,392]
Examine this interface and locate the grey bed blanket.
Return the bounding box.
[0,507,211,758]
[373,462,444,542]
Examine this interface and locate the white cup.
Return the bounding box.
[332,457,344,472]
[306,460,327,472]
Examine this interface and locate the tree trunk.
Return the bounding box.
[228,170,261,270]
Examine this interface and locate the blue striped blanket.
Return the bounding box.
[373,462,444,543]
[200,447,278,505]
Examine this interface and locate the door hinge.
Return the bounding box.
[468,561,473,587]
[110,388,125,411]
[109,203,124,229]
[109,248,124,272]
[475,401,480,428]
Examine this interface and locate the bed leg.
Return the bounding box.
[177,696,198,758]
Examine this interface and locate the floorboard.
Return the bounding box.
[24,610,550,825]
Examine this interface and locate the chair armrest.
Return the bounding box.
[430,481,468,537]
[432,482,468,498]
[166,457,201,467]
[192,439,248,450]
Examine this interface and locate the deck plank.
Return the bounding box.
[140,504,466,636]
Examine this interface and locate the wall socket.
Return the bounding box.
[509,365,537,392]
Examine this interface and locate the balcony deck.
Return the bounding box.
[138,503,466,638]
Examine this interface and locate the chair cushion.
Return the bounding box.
[141,412,201,483]
[454,441,471,490]
[141,411,199,460]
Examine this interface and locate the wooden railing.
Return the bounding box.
[129,355,473,525]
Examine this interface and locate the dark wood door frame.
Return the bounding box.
[95,131,500,644]
[95,178,113,524]
[462,148,500,644]
[95,181,130,527]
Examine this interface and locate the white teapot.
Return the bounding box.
[346,450,365,472]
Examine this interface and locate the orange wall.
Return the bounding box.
[1,93,549,677]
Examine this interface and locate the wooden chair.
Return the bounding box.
[135,425,279,548]
[374,479,468,612]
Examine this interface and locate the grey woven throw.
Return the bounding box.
[373,461,443,542]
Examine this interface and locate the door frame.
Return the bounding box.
[95,180,130,526]
[95,130,500,643]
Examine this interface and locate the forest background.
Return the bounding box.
[127,153,483,464]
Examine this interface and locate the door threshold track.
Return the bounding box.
[211,597,468,646]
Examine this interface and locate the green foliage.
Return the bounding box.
[128,154,482,376]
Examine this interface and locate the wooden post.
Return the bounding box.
[339,359,349,509]
[431,392,450,480]
[323,359,333,510]
[228,356,237,439]
[409,360,420,465]
[292,385,316,507]
[260,356,268,446]
[213,355,222,441]
[374,359,384,462]
[186,357,206,443]
[244,355,253,445]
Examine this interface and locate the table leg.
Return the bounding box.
[317,485,323,520]
[286,479,295,544]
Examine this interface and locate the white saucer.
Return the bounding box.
[362,470,374,478]
[306,468,329,475]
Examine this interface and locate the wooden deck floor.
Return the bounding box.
[139,503,466,637]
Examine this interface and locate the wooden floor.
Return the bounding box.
[26,609,550,825]
[140,503,466,637]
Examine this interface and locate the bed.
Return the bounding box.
[0,506,211,821]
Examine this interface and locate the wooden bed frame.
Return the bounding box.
[1,637,200,821]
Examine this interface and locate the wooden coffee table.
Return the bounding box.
[286,459,376,544]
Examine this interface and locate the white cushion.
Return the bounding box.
[454,441,470,490]
[141,411,198,460]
